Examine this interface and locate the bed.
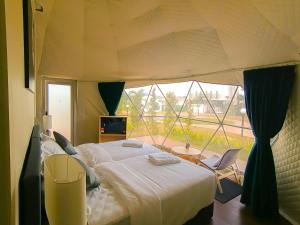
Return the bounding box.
[73,140,216,225]
[20,127,216,225]
[87,155,216,225]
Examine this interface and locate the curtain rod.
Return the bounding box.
[124,60,300,82]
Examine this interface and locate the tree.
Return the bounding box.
[148,87,160,116]
[147,87,160,134]
[127,89,146,130]
[163,91,177,134]
[182,94,193,136]
[192,91,205,116]
[117,93,127,115]
[209,90,213,100]
[215,90,219,99]
[237,93,245,114]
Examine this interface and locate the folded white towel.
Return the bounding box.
[148,152,181,166]
[122,140,143,148]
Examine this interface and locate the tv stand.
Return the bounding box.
[99,133,126,143]
[99,116,127,143]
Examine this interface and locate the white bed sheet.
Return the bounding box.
[87,176,130,225]
[100,140,159,161]
[94,155,216,225]
[79,141,215,225]
[76,140,159,166]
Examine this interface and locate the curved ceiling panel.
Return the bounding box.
[37,0,300,84]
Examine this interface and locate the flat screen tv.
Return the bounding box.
[100,117,127,134]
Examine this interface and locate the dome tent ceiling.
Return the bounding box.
[36,0,300,86]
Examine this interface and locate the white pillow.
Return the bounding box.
[76,144,112,166]
[40,140,66,176]
[40,133,54,142]
[41,139,66,161]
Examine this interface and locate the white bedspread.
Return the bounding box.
[76,143,113,165]
[94,155,216,225]
[100,140,159,161]
[87,179,129,225]
[76,141,159,166]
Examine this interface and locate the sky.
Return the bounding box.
[48,84,71,139]
[127,81,236,98]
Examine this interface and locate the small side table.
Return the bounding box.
[171,146,201,163]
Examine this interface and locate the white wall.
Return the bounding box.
[76,81,107,145]
[0,0,11,224]
[273,65,300,225]
[2,0,36,224]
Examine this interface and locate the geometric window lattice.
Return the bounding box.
[117,81,255,171]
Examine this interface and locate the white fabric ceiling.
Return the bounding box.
[36,0,300,86]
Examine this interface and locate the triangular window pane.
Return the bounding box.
[125,85,152,114]
[180,118,218,151]
[157,81,193,114]
[202,125,229,159]
[143,86,177,117]
[163,119,187,149]
[117,92,133,116]
[180,82,219,123]
[199,82,237,122]
[117,92,142,136]
[128,118,154,145]
[126,115,141,139]
[143,116,176,146]
[223,87,251,128]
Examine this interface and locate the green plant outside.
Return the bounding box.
[117,88,254,162]
[126,119,253,162]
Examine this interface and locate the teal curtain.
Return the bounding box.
[241,65,295,217]
[98,82,125,116]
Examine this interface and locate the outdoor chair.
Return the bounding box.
[199,148,241,194]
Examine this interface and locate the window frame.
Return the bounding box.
[117,81,254,166]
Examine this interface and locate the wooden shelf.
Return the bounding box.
[99,116,127,143]
[100,133,126,137]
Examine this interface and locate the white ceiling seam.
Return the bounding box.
[40,60,300,89]
[36,0,300,85]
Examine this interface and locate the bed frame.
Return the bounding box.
[184,203,214,225]
[19,125,42,225]
[19,125,48,225]
[19,125,213,225]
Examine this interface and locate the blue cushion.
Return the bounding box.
[53,131,77,155]
[73,156,100,190]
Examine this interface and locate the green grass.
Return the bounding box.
[127,120,253,161]
[168,126,253,161]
